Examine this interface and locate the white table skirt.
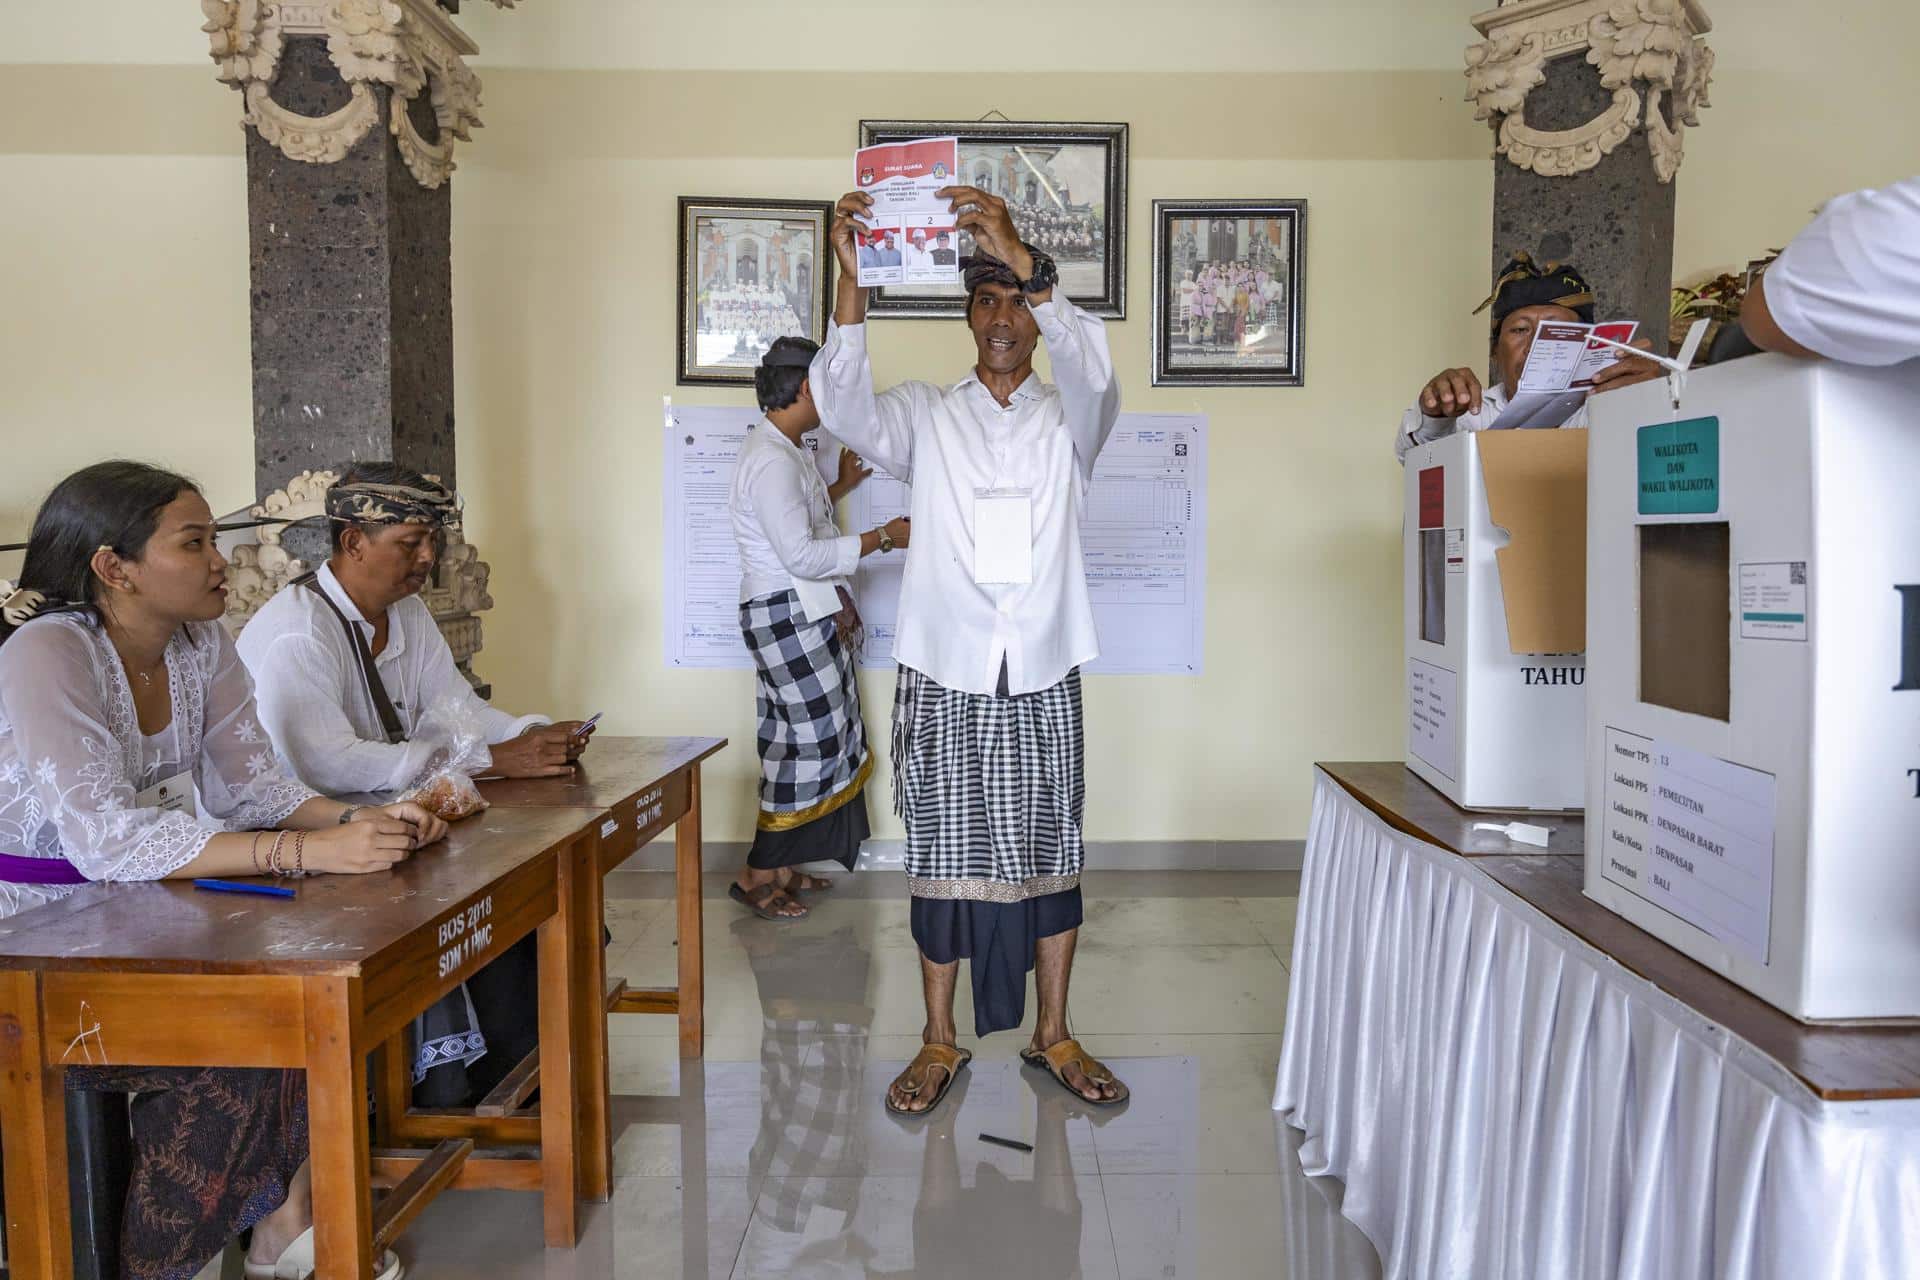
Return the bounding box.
[1274,768,1920,1280]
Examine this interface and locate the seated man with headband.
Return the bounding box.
[238,461,594,1106]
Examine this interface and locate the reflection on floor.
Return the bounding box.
[387,870,1383,1279]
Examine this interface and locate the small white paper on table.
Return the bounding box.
[973,490,1034,585]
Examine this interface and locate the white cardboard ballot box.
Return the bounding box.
[1583,354,1920,1021]
[1403,428,1588,816]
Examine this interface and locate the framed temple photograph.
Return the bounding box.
[856,119,1129,318]
[677,197,833,386]
[1151,199,1307,387]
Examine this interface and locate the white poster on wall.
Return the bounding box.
[666,408,1209,676]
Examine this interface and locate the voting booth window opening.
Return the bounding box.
[1583,355,1920,1022]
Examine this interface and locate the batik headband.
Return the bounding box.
[324,479,463,533]
[960,245,1038,294]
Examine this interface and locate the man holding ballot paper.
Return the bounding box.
[1394,253,1665,463]
[813,179,1130,1115]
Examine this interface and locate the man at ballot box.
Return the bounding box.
[1394,254,1662,463]
[812,181,1131,1116]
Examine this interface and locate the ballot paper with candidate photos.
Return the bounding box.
[1491,319,1639,431]
[854,136,960,288]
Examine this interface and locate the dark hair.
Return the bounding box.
[0,461,198,645]
[754,337,819,414]
[329,460,433,552]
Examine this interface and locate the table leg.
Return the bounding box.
[303,977,375,1280]
[676,766,705,1059]
[573,831,612,1202]
[0,971,73,1280]
[538,845,581,1247]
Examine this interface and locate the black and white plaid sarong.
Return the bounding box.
[892,664,1085,901]
[741,590,870,825]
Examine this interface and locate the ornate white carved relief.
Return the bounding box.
[203,0,490,188]
[1465,0,1712,183]
[222,470,495,680]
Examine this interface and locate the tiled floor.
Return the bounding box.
[385,870,1382,1279]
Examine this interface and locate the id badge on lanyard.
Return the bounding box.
[135,770,197,819]
[973,488,1035,586]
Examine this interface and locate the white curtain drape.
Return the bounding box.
[1275,768,1920,1280]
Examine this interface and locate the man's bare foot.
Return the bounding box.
[1027,1034,1125,1103]
[887,1035,967,1114]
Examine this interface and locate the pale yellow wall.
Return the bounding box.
[3,2,1917,843]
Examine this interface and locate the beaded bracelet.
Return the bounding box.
[267,830,291,878]
[250,831,266,875]
[292,830,308,878]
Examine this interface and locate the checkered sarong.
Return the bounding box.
[891,665,1085,902]
[741,590,869,824]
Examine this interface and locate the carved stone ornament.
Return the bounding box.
[1465,0,1712,183]
[222,469,495,678]
[202,0,495,188]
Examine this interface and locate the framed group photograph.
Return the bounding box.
[856,119,1129,318]
[1151,199,1307,387]
[677,197,833,386]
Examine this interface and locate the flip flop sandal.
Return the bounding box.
[243,1226,403,1280]
[884,1043,972,1116]
[1021,1037,1130,1106]
[729,881,806,921]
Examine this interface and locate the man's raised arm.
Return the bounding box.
[810,188,918,483]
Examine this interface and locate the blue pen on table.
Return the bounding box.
[194,878,296,900]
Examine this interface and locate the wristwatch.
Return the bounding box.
[877,528,896,553]
[1018,248,1059,296]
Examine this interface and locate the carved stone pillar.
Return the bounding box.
[203,0,510,691]
[1465,0,1714,346]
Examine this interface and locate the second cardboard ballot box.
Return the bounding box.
[1403,428,1588,815]
[1583,354,1920,1021]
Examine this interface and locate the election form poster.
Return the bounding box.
[665,407,1208,675]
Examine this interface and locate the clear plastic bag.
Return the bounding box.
[400,696,491,820]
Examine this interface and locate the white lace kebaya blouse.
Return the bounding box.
[0,613,316,920]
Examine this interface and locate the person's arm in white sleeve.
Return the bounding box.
[1396,402,1464,463]
[1743,176,1920,366]
[247,632,440,794]
[190,625,318,827]
[810,321,921,483]
[745,454,861,581]
[409,607,547,751]
[1032,293,1121,481]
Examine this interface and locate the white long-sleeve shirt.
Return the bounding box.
[1394,383,1590,464]
[1763,174,1920,366]
[236,563,547,795]
[811,294,1121,695]
[730,417,860,603]
[0,614,315,919]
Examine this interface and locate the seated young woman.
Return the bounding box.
[0,461,448,1280]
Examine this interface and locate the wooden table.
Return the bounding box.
[1322,762,1920,1102]
[476,735,725,1201]
[0,805,601,1280]
[1317,760,1585,856]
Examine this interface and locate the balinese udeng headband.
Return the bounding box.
[960,244,1038,294]
[1473,251,1596,328]
[759,340,820,370]
[324,478,463,534]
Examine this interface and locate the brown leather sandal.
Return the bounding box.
[884,1042,972,1115]
[729,880,806,920]
[1021,1037,1130,1105]
[781,869,835,894]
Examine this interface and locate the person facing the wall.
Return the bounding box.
[237,462,592,1108]
[728,336,908,920]
[1394,254,1664,464]
[812,182,1130,1116]
[0,460,444,1279]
